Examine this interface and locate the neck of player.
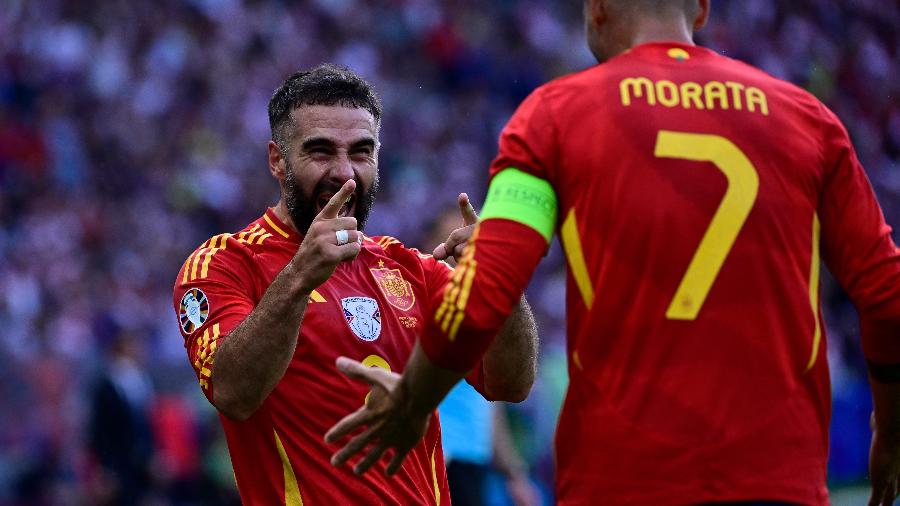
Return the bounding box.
[620,15,695,56]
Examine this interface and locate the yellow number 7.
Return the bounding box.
[654,131,759,320]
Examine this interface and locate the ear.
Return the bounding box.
[693,0,711,31]
[268,140,286,182]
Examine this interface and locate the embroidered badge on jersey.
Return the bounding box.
[370,266,415,311]
[180,288,209,334]
[342,297,382,342]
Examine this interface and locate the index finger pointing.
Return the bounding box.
[319,180,356,220]
[336,356,395,391]
[458,193,478,226]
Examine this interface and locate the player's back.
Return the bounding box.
[542,42,833,504]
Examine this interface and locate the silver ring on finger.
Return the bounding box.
[335,229,350,246]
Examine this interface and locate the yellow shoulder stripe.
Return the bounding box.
[183,235,228,284]
[197,234,230,280]
[181,255,194,285]
[186,226,269,284]
[234,224,274,246]
[377,236,401,249]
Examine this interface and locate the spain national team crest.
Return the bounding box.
[342,297,382,342]
[370,267,415,311]
[180,288,209,334]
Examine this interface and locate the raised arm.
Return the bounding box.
[434,193,539,402]
[326,89,558,475]
[326,169,555,474]
[203,180,361,421]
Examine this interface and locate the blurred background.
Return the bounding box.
[0,0,897,504]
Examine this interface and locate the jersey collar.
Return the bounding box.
[261,207,375,249]
[624,40,716,61]
[262,208,299,243]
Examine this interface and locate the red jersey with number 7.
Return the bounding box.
[173,209,456,505]
[420,41,900,505]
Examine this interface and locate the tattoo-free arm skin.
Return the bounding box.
[481,297,538,402]
[211,261,311,421]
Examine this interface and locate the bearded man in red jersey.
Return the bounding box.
[173,64,538,505]
[328,2,900,505]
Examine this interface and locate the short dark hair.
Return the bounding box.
[267,64,382,151]
[609,0,697,16]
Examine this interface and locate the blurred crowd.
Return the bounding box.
[0,0,896,504]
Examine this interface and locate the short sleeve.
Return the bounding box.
[489,86,559,182]
[173,235,256,402]
[817,107,900,363]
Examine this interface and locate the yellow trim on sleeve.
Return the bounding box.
[245,226,267,245]
[560,209,595,309]
[804,213,821,372]
[435,227,480,341]
[199,234,229,279]
[181,255,193,285]
[190,247,207,280]
[448,261,478,340]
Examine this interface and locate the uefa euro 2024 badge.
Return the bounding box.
[180,288,209,334]
[342,297,382,342]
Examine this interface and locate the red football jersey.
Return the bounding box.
[421,41,900,505]
[173,209,454,505]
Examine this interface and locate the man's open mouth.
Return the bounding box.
[316,192,355,218]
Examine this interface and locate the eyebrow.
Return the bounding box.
[301,136,377,152]
[301,137,336,151]
[350,138,376,151]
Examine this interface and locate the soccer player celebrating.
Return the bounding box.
[326,2,900,505]
[172,65,538,505]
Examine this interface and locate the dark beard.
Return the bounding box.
[283,161,378,235]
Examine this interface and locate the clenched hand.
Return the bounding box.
[293,180,362,293]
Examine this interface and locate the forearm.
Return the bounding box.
[401,342,468,418]
[421,219,545,372]
[870,365,900,438]
[212,260,310,420]
[481,297,538,402]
